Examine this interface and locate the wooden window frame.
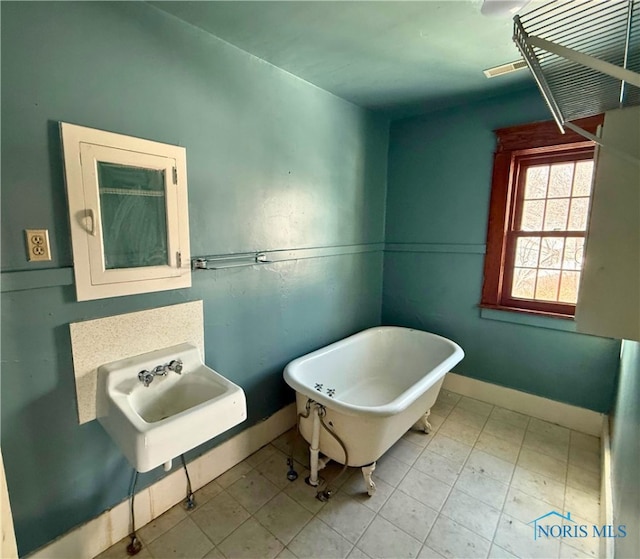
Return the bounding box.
[481,115,604,318]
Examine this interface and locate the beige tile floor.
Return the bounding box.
[96,390,602,559]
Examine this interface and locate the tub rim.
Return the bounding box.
[283,326,464,417]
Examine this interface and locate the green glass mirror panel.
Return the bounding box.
[97,162,169,269]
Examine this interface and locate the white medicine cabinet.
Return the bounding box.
[60,123,191,301]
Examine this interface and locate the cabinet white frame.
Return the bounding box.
[61,123,191,301]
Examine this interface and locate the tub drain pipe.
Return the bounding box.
[304,401,330,487]
[307,402,324,487]
[302,400,349,501]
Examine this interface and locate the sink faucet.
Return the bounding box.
[167,359,183,374]
[138,359,183,387]
[137,369,155,387]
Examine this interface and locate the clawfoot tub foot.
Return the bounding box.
[361,463,376,496]
[412,409,433,433]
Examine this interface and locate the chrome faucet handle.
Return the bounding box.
[168,359,183,374]
[138,370,154,387]
[152,364,168,376]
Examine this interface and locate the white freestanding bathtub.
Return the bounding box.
[283,326,464,495]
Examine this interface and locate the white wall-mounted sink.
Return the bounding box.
[96,343,247,472]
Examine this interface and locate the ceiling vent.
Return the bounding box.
[483,60,528,78]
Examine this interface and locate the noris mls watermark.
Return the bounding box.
[529,511,627,540]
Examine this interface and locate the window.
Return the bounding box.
[481,116,603,317]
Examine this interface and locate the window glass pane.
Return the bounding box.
[559,271,581,304]
[520,200,545,231]
[97,162,168,270]
[512,267,536,299]
[515,237,540,267]
[543,199,569,231]
[548,163,574,198]
[572,160,594,196]
[524,166,549,199]
[563,238,584,270]
[567,197,589,231]
[540,237,564,269]
[535,269,560,301]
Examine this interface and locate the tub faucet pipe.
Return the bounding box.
[315,410,349,501]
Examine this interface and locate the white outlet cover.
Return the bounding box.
[25,229,52,262]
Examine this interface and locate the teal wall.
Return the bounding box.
[611,340,640,559]
[0,2,626,556]
[0,2,387,555]
[382,89,621,412]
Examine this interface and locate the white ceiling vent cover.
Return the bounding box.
[483,60,528,78]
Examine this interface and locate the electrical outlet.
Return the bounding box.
[25,229,52,262]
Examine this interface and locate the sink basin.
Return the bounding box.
[96,343,247,472]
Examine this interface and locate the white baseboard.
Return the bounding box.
[442,373,604,436]
[28,404,297,559]
[600,416,614,559]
